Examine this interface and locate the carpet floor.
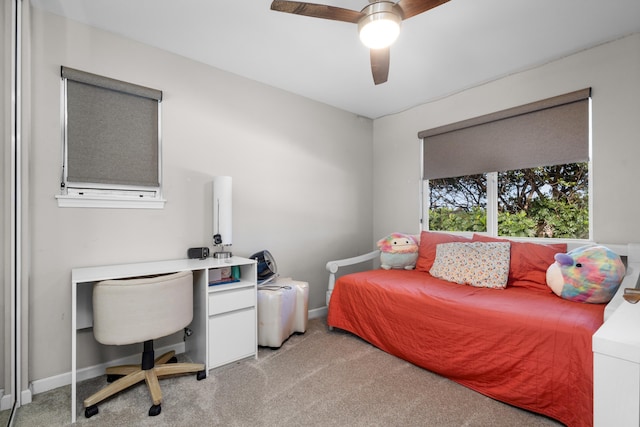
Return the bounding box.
[14,317,563,426]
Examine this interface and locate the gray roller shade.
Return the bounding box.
[419,88,591,180]
[62,66,162,188]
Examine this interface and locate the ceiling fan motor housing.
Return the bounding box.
[358,2,402,49]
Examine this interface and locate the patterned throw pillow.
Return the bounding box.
[472,233,566,292]
[429,242,511,289]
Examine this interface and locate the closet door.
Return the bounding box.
[1,0,18,424]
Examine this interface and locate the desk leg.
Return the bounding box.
[71,281,77,423]
[187,270,208,375]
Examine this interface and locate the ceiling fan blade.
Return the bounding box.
[370,48,390,85]
[270,1,363,24]
[396,0,450,20]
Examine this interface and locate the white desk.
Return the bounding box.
[71,256,257,423]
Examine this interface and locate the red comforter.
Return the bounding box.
[327,269,605,427]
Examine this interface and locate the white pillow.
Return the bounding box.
[429,242,511,289]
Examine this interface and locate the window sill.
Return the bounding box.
[56,194,166,209]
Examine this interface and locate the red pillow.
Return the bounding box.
[415,231,472,273]
[472,234,567,292]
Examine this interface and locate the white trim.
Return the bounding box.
[19,387,31,405]
[56,194,166,209]
[419,138,425,230]
[308,307,327,320]
[14,0,22,411]
[421,180,429,231]
[486,172,498,236]
[28,341,185,397]
[587,96,594,240]
[0,393,13,411]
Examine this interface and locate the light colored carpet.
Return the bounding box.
[0,408,10,426]
[14,318,563,426]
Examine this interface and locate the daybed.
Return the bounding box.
[325,232,640,427]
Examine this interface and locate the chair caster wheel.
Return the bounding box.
[107,374,123,383]
[168,356,178,364]
[197,370,206,381]
[85,405,99,418]
[149,404,161,416]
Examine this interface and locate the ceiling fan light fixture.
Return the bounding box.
[358,2,401,50]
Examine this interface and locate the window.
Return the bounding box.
[427,173,487,233]
[420,89,591,240]
[427,163,589,239]
[56,67,164,208]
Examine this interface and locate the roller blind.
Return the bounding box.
[62,66,162,188]
[419,88,590,180]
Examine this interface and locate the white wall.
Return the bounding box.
[28,8,373,381]
[373,33,640,244]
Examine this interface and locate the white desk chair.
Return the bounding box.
[83,270,205,418]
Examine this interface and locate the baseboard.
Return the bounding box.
[309,306,327,319]
[0,392,12,410]
[20,386,32,405]
[28,342,185,398]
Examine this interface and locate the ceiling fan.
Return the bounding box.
[270,0,450,85]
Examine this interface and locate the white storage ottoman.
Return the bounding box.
[257,277,309,348]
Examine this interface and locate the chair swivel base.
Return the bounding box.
[83,348,205,418]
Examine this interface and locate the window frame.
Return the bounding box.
[422,166,592,242]
[419,89,592,242]
[56,67,165,209]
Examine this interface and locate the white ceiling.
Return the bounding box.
[30,0,640,119]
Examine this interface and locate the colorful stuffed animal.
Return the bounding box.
[377,233,419,270]
[546,245,625,303]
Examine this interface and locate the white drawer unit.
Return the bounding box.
[206,264,257,369]
[208,286,254,315]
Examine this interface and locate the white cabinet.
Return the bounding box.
[208,306,256,367]
[593,302,640,427]
[206,261,257,369]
